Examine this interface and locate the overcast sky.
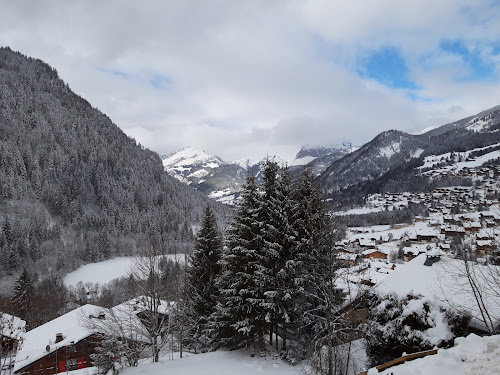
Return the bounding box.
[2,0,500,162]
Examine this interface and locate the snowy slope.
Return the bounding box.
[374,333,500,375]
[63,255,186,287]
[418,143,500,172]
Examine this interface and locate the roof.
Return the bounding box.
[14,304,101,372]
[0,312,25,340]
[376,254,500,332]
[112,296,174,316]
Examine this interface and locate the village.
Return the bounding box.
[2,157,500,375]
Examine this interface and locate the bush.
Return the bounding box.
[364,292,470,366]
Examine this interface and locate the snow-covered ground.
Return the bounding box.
[121,351,295,375]
[418,143,500,171]
[63,255,186,287]
[336,206,387,215]
[373,333,500,375]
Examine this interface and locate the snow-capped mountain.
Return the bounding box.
[319,104,500,205]
[162,147,227,185]
[291,143,356,167]
[163,145,360,204]
[162,147,262,205]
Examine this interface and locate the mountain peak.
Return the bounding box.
[162,146,226,169]
[291,143,355,167]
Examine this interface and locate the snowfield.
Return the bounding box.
[373,333,500,375]
[120,351,296,375]
[63,255,186,287]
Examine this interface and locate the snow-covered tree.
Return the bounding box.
[186,205,223,351]
[11,269,34,325]
[217,176,267,350]
[365,292,470,366]
[259,163,298,349]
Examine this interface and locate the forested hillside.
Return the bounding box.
[0,47,229,284]
[319,105,500,208]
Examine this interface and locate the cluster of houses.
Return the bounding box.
[330,160,500,338]
[0,297,173,375]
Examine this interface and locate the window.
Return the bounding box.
[80,341,87,354]
[66,359,77,371]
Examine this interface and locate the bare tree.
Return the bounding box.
[0,312,25,374]
[439,238,500,334]
[127,237,173,362]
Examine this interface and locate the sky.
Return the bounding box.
[1,0,500,162]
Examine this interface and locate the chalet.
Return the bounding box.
[476,240,495,255]
[439,243,451,252]
[362,249,388,260]
[464,222,481,233]
[358,239,377,249]
[335,252,359,266]
[403,248,425,262]
[0,312,25,353]
[112,296,174,336]
[14,298,173,375]
[444,226,465,238]
[416,232,438,243]
[14,305,102,375]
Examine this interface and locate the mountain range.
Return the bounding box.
[164,106,500,209]
[162,143,356,204]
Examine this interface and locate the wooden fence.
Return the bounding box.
[358,348,438,375]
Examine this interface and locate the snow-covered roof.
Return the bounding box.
[112,296,174,316]
[0,312,25,339]
[376,254,500,332]
[14,304,101,372]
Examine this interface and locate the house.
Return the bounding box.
[14,298,174,375]
[111,296,174,337]
[464,222,481,233]
[335,252,359,266]
[14,304,102,375]
[476,240,495,255]
[362,249,388,260]
[0,312,25,353]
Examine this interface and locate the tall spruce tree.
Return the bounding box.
[259,161,298,349]
[288,167,341,362]
[186,205,223,351]
[11,268,35,325]
[217,176,267,350]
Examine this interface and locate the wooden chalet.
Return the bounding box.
[476,240,495,255]
[362,249,388,260]
[14,305,102,375]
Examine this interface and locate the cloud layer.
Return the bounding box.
[1,0,500,161]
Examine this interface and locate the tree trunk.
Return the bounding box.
[270,324,273,346]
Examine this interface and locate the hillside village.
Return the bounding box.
[334,156,500,270]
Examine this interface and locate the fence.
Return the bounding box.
[358,349,438,375]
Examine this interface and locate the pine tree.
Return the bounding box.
[217,176,267,350]
[186,205,223,351]
[259,162,297,349]
[288,167,341,362]
[11,269,35,325]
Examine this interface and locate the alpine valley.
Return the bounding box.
[3,47,500,375]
